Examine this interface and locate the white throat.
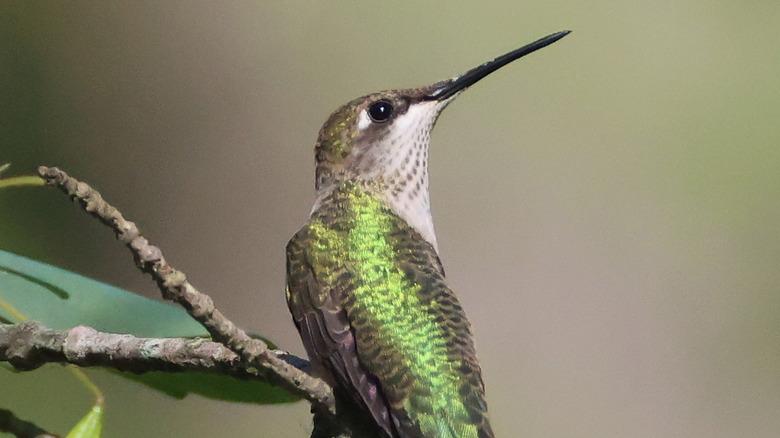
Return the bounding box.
[367,101,440,251]
[312,101,443,252]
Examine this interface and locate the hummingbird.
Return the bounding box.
[286,31,570,438]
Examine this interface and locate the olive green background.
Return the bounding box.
[1,1,778,437]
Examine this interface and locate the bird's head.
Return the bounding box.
[312,31,570,248]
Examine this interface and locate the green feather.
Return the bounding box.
[290,183,490,437]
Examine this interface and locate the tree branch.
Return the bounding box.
[0,321,310,378]
[0,407,59,438]
[36,166,334,412]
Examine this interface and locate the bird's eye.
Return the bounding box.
[367,100,393,123]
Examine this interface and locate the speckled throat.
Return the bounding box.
[313,100,444,251]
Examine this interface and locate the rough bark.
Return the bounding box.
[0,166,387,436]
[37,166,335,412]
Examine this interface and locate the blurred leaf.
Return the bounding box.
[0,163,10,176]
[0,250,299,404]
[0,250,204,337]
[65,404,103,438]
[0,175,44,189]
[0,265,69,299]
[123,371,298,404]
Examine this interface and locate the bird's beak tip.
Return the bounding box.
[425,30,572,101]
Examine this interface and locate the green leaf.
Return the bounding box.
[0,250,299,404]
[65,404,103,438]
[123,371,298,404]
[0,250,204,337]
[0,175,44,189]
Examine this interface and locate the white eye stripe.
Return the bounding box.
[358,100,442,133]
[357,110,371,131]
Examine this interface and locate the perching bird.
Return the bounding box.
[286,31,570,438]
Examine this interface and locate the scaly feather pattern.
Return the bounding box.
[286,182,493,438]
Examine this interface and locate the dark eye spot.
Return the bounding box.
[368,100,393,123]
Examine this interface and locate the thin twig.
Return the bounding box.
[0,294,107,409]
[0,321,306,378]
[37,166,334,412]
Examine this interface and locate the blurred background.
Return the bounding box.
[1,1,778,437]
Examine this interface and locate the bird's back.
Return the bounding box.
[286,183,492,438]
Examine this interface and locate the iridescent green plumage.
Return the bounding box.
[286,31,570,438]
[287,183,490,437]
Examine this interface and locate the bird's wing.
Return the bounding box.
[287,219,493,438]
[286,227,396,437]
[355,232,492,438]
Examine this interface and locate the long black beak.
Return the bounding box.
[425,30,571,101]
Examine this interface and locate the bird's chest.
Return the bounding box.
[305,192,428,312]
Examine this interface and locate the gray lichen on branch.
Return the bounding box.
[35,166,335,412]
[0,321,304,378]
